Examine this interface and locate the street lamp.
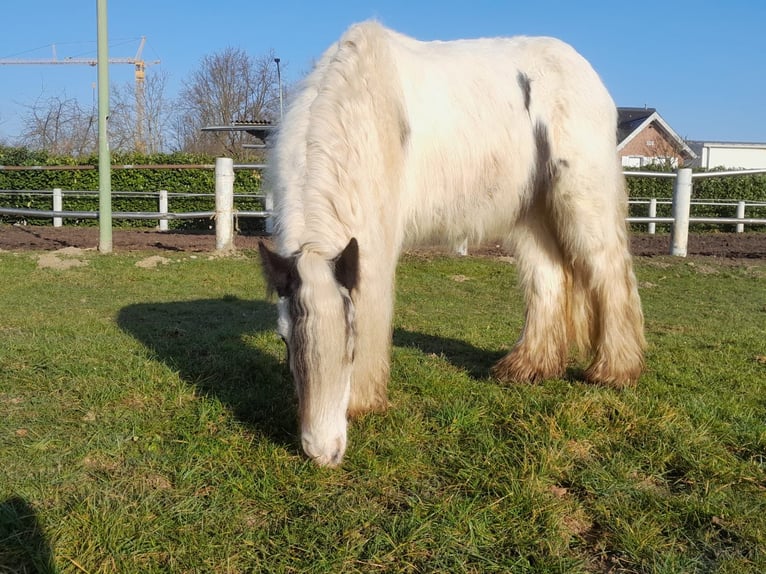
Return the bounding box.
[274,57,283,120]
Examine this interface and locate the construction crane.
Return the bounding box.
[0,37,160,153]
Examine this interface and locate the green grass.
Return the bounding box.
[1,247,764,573]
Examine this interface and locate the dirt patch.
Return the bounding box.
[1,223,765,260]
[135,255,171,269]
[36,247,91,270]
[1,225,223,253]
[631,232,766,260]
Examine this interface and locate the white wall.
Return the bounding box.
[701,144,766,169]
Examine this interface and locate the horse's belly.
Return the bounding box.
[402,174,527,246]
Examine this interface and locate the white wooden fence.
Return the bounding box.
[624,168,766,256]
[1,163,766,256]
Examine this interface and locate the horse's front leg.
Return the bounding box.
[347,251,397,416]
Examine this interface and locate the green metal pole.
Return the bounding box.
[97,0,112,253]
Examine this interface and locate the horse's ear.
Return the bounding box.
[258,241,299,297]
[334,237,359,292]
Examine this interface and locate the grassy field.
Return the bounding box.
[0,246,764,573]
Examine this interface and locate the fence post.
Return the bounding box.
[52,188,63,228]
[648,198,657,234]
[215,157,235,252]
[158,189,169,232]
[736,201,746,233]
[670,168,692,257]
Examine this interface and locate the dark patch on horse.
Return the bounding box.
[341,293,356,362]
[517,72,532,112]
[335,240,359,363]
[522,122,567,259]
[532,122,558,200]
[399,113,411,148]
[288,294,311,394]
[558,158,570,169]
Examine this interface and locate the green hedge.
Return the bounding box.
[2,147,765,233]
[0,147,265,232]
[626,166,766,232]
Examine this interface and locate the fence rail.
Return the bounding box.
[0,160,270,238]
[1,163,766,255]
[627,198,766,233]
[2,190,763,225]
[623,168,766,253]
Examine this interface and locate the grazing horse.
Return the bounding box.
[259,21,645,467]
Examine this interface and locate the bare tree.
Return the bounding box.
[17,94,97,156]
[110,69,174,154]
[176,47,282,156]
[13,48,285,157]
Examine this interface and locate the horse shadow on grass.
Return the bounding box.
[117,296,507,451]
[117,297,299,449]
[392,329,506,380]
[0,496,57,573]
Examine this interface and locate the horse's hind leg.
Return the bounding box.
[553,174,646,387]
[579,236,645,387]
[492,218,569,383]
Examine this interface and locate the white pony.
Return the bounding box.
[259,21,645,467]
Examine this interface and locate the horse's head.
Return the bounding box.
[259,238,359,467]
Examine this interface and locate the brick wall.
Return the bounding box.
[619,122,684,166]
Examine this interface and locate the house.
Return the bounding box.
[617,107,697,168]
[687,141,766,169]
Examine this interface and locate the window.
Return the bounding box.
[622,156,642,168]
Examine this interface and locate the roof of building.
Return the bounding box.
[616,107,697,159]
[617,107,657,144]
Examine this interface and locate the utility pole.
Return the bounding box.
[97,0,112,253]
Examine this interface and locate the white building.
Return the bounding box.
[688,141,766,169]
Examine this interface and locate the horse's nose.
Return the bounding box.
[301,434,346,467]
[329,446,343,466]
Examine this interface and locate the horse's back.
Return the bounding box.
[272,21,621,249]
[378,27,617,243]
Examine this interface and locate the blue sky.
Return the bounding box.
[0,0,763,143]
